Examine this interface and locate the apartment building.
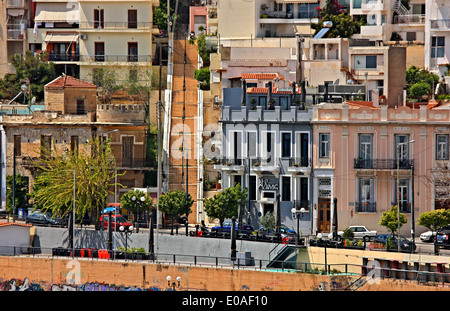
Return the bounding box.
[1,0,30,77]
[311,100,450,236]
[0,75,152,207]
[299,36,406,106]
[214,77,313,234]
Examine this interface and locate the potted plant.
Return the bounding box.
[260,4,269,18]
[250,98,257,110]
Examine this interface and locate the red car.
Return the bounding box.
[95,214,134,232]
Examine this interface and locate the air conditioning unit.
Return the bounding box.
[80,34,87,40]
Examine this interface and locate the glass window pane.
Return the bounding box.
[366,55,377,68]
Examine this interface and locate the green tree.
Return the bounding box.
[153,0,176,32]
[379,205,407,237]
[405,66,439,99]
[158,190,193,235]
[6,174,29,219]
[203,184,248,230]
[259,211,275,232]
[120,189,154,219]
[0,50,57,101]
[417,209,450,238]
[311,0,362,38]
[30,137,121,222]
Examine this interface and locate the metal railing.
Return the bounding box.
[354,158,413,170]
[115,157,155,168]
[355,201,377,213]
[288,157,311,168]
[79,54,152,63]
[394,14,426,24]
[79,21,153,30]
[431,19,450,29]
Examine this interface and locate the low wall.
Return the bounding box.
[0,257,447,292]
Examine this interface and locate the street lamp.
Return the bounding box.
[166,276,181,290]
[291,207,306,246]
[131,195,146,233]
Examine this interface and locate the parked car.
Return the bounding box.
[211,221,254,235]
[26,211,66,227]
[256,224,296,237]
[374,234,416,251]
[436,229,450,248]
[95,214,134,232]
[337,225,377,241]
[421,225,450,242]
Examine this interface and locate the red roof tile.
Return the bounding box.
[247,87,300,94]
[230,73,286,81]
[0,222,32,228]
[45,75,97,89]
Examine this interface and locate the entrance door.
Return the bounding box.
[318,199,331,232]
[122,136,134,167]
[263,204,274,216]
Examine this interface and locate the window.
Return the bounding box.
[357,178,375,212]
[432,37,445,58]
[247,132,257,158]
[395,134,410,160]
[249,176,257,200]
[71,136,79,155]
[14,135,21,157]
[128,42,138,62]
[128,10,137,29]
[319,133,330,158]
[281,132,291,158]
[406,32,416,42]
[76,99,85,115]
[231,131,242,163]
[353,0,361,9]
[40,135,52,158]
[394,179,410,213]
[358,134,372,160]
[94,42,105,62]
[94,9,104,29]
[282,176,291,201]
[354,55,377,69]
[436,134,449,160]
[298,2,319,18]
[258,96,266,108]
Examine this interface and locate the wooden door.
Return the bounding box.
[318,199,331,233]
[122,136,134,167]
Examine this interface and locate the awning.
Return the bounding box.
[7,9,25,17]
[44,33,79,42]
[34,3,79,23]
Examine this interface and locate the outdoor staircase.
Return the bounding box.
[345,275,368,291]
[393,0,411,23]
[266,244,297,269]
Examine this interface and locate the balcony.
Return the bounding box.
[79,55,152,63]
[115,158,155,169]
[355,201,377,213]
[431,20,450,31]
[354,158,413,170]
[48,53,80,62]
[391,202,411,213]
[7,23,26,40]
[287,157,311,175]
[393,14,425,25]
[250,157,280,177]
[293,199,310,211]
[6,0,25,7]
[79,21,152,30]
[214,157,244,173]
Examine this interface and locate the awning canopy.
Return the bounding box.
[34,3,79,23]
[7,9,25,17]
[44,33,79,43]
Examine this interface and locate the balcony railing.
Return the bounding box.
[221,157,243,166]
[391,202,411,213]
[49,53,80,62]
[115,158,154,168]
[354,158,413,170]
[393,14,425,24]
[294,199,310,211]
[288,157,311,168]
[431,19,450,29]
[79,55,152,63]
[355,202,377,213]
[7,23,26,39]
[79,21,152,30]
[250,157,277,167]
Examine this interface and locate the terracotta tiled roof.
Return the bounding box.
[230,73,286,81]
[0,222,32,228]
[346,101,377,108]
[247,87,300,94]
[45,75,97,89]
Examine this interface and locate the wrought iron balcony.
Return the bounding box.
[294,199,310,211]
[355,201,377,213]
[288,157,311,168]
[391,202,411,213]
[115,158,155,168]
[354,158,413,170]
[79,54,152,63]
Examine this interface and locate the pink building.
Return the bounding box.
[311,101,450,237]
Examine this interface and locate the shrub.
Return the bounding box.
[342,228,354,238]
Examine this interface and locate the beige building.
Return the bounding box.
[0,75,152,211]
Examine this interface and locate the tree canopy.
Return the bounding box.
[417,209,450,233]
[311,0,362,39]
[120,188,154,215]
[203,184,248,228]
[30,137,121,221]
[406,66,440,99]
[379,205,407,236]
[158,190,193,234]
[0,50,57,101]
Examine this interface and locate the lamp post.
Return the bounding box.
[131,195,146,233]
[166,276,181,291]
[291,207,306,246]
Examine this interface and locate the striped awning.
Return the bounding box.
[34,3,79,23]
[44,33,79,43]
